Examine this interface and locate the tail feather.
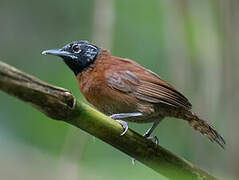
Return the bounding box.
[184,112,225,149]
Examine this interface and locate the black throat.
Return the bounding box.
[63,47,102,76]
[63,52,99,75]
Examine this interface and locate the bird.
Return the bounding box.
[42,40,225,148]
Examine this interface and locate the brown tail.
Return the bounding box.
[180,111,226,149]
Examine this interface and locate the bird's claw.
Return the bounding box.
[143,133,159,148]
[146,136,159,146]
[116,120,128,136]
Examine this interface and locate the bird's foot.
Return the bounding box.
[143,133,159,148]
[110,113,142,136]
[116,120,129,136]
[146,136,159,147]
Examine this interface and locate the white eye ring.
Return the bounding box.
[72,44,81,53]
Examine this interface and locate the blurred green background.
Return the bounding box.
[0,0,238,179]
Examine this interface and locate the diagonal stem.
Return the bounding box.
[0,60,217,180]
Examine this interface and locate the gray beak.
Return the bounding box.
[42,49,77,59]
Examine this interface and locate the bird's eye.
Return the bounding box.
[72,44,81,53]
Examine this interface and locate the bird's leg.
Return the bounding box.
[110,112,143,136]
[143,118,163,145]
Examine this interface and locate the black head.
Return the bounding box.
[42,41,101,75]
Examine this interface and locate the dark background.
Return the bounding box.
[0,0,238,179]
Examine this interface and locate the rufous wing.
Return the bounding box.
[106,58,192,110]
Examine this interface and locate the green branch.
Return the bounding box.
[0,60,217,180]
